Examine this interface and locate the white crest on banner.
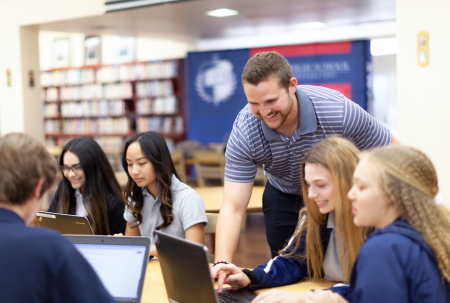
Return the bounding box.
[195,54,237,106]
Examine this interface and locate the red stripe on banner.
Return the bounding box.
[310,83,352,100]
[250,42,352,57]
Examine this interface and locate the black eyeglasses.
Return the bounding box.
[60,164,83,175]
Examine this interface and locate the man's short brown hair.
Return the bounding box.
[242,51,293,90]
[0,133,57,205]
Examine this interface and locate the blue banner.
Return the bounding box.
[186,49,249,144]
[186,41,371,143]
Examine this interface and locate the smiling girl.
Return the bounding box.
[213,137,368,301]
[122,131,207,256]
[307,145,450,303]
[49,137,126,235]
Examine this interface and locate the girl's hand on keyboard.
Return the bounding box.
[212,264,251,293]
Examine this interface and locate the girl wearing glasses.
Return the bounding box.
[48,137,126,235]
[122,131,207,257]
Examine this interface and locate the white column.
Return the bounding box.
[397,0,450,207]
[0,0,105,139]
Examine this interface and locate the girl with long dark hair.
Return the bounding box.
[122,131,207,256]
[48,137,126,235]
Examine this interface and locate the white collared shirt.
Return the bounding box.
[123,175,207,245]
[74,189,88,217]
[323,211,344,281]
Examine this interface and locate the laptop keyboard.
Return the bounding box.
[218,292,249,303]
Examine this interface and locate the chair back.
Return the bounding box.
[254,164,267,186]
[114,171,129,189]
[205,213,219,255]
[192,151,225,187]
[170,150,187,183]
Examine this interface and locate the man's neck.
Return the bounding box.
[276,94,299,138]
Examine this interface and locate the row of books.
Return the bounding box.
[44,100,126,118]
[45,88,59,102]
[43,103,59,118]
[61,100,126,117]
[45,117,131,134]
[136,96,178,115]
[60,82,133,100]
[40,61,178,87]
[41,69,95,87]
[136,116,183,133]
[96,61,178,82]
[136,80,174,98]
[96,136,126,155]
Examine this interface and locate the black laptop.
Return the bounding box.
[154,230,257,303]
[65,235,150,303]
[36,211,94,235]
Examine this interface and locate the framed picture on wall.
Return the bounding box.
[52,38,70,68]
[84,36,101,66]
[113,36,135,64]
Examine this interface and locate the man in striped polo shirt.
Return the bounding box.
[214,51,396,265]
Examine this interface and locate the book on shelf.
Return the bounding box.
[136,96,178,115]
[136,115,183,134]
[60,99,125,117]
[43,103,59,118]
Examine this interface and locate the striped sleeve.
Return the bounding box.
[224,115,258,183]
[342,97,391,150]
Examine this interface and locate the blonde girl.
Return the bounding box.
[213,137,368,302]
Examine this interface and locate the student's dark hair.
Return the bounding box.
[242,51,293,90]
[122,131,178,230]
[57,137,124,234]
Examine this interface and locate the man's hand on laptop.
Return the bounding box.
[211,263,250,293]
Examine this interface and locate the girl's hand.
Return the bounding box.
[251,289,313,303]
[211,263,251,293]
[304,289,348,303]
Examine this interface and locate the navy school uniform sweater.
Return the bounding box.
[0,208,116,303]
[332,219,450,303]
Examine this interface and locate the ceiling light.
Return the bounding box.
[206,8,239,18]
[298,22,327,29]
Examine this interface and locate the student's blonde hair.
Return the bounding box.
[0,133,57,204]
[362,145,450,284]
[283,136,367,282]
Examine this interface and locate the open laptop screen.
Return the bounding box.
[65,234,150,303]
[74,244,146,301]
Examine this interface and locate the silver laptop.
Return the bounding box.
[154,231,257,303]
[65,235,150,303]
[36,211,94,235]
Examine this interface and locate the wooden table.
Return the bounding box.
[194,186,264,213]
[142,260,335,302]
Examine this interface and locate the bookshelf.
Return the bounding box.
[41,59,185,169]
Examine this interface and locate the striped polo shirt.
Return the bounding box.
[225,85,391,195]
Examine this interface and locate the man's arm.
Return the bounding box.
[391,134,400,144]
[214,180,254,263]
